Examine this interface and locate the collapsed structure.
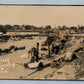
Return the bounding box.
[25,29,84,80]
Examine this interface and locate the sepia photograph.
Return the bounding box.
[0,5,84,80]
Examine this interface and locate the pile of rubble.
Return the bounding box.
[0,45,26,55]
[43,35,84,80]
[24,34,84,80]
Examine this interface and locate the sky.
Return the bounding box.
[0,6,84,27]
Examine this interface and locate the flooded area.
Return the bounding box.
[0,36,51,79]
[1,5,84,80]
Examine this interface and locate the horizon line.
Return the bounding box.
[0,4,84,6]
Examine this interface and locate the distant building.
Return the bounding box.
[0,32,2,35]
[70,29,76,34]
[79,26,84,30]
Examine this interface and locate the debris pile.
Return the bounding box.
[44,35,84,79]
[0,45,26,55]
[24,34,84,80]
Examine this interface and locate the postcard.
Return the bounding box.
[0,5,84,80]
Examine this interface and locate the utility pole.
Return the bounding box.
[36,42,39,62]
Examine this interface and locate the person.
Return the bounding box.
[31,47,39,62]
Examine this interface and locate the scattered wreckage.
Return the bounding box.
[24,36,84,76]
[0,45,26,55]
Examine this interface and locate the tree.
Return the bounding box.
[13,25,20,30]
[25,25,31,29]
[0,25,3,30]
[70,27,77,30]
[45,25,51,29]
[4,25,12,29]
[0,25,7,34]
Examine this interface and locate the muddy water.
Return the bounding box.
[0,36,46,49]
[0,36,73,80]
[0,36,50,79]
